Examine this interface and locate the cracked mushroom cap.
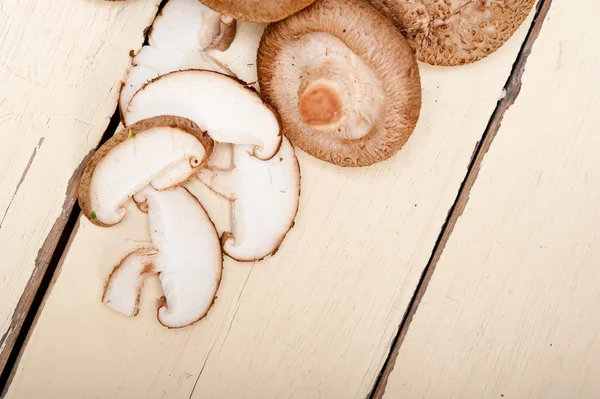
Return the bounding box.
[78,115,214,227]
[367,0,537,66]
[257,0,421,167]
[199,0,318,23]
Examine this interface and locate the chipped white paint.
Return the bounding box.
[0,0,161,370]
[5,7,537,399]
[382,0,600,397]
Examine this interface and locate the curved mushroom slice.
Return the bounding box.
[78,115,214,227]
[198,137,300,262]
[120,51,229,116]
[257,0,421,167]
[199,0,318,23]
[366,0,536,66]
[142,185,223,328]
[119,0,235,114]
[125,70,282,160]
[102,248,158,317]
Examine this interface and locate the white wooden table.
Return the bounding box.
[3,0,600,397]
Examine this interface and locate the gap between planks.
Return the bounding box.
[369,1,554,397]
[0,1,170,393]
[0,0,552,396]
[0,110,121,395]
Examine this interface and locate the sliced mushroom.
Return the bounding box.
[198,137,300,262]
[78,115,214,227]
[143,185,223,328]
[119,0,236,115]
[199,0,318,23]
[366,0,536,66]
[148,0,234,52]
[209,22,267,86]
[257,0,421,167]
[102,248,158,317]
[125,69,282,160]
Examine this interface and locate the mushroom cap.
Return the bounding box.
[78,115,214,227]
[366,0,536,66]
[198,0,318,23]
[125,69,282,160]
[257,0,422,167]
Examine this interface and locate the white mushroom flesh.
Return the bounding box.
[90,127,207,225]
[209,22,266,86]
[119,0,231,112]
[149,0,223,51]
[102,248,158,317]
[143,185,222,328]
[125,70,282,160]
[198,137,300,261]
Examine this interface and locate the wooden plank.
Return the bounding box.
[3,8,537,399]
[378,0,600,397]
[0,0,161,374]
[372,0,552,395]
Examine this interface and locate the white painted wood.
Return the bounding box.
[4,9,536,399]
[0,0,161,366]
[381,1,600,398]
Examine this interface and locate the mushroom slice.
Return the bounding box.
[257,0,421,167]
[198,137,300,262]
[102,248,158,317]
[209,22,266,86]
[366,0,536,66]
[148,0,235,52]
[143,185,223,328]
[125,70,282,160]
[119,0,234,115]
[78,115,214,227]
[199,0,318,23]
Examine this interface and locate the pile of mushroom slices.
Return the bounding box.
[87,0,537,328]
[80,0,299,329]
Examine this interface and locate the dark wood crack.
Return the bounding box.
[368,0,553,397]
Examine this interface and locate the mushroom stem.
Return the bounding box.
[298,79,344,129]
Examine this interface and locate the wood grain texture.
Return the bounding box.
[372,1,551,396]
[4,10,536,399]
[381,0,600,397]
[0,0,160,374]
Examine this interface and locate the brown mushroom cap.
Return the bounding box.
[257,0,422,167]
[367,0,536,66]
[198,0,318,23]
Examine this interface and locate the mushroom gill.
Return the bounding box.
[257,0,422,167]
